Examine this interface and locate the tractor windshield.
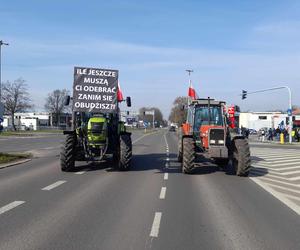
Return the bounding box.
[194,105,223,131]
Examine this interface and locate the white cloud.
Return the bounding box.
[3,35,300,118]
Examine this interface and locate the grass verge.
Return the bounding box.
[0,130,63,136]
[0,153,32,164]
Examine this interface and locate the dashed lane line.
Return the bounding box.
[75,171,86,175]
[164,173,168,180]
[41,180,66,191]
[150,212,162,237]
[159,187,167,199]
[0,201,25,215]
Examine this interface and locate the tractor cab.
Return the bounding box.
[183,98,226,150]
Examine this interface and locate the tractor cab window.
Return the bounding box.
[194,106,223,131]
[187,106,193,124]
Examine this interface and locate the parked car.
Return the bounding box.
[169,126,176,132]
[249,129,257,135]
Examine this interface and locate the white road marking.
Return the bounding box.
[42,180,66,191]
[266,183,300,195]
[268,160,300,167]
[252,167,300,177]
[159,187,167,199]
[267,156,300,161]
[0,201,25,215]
[250,177,300,216]
[251,170,300,186]
[75,171,86,175]
[150,212,162,237]
[164,173,169,180]
[275,166,300,171]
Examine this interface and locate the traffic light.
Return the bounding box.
[127,111,129,115]
[242,90,247,100]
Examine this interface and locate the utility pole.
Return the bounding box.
[241,86,293,144]
[0,40,9,100]
[186,69,193,85]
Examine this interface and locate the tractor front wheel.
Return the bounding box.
[182,137,195,174]
[60,134,76,172]
[178,137,183,162]
[118,133,132,170]
[231,138,251,176]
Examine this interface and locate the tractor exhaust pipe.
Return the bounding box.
[208,97,211,125]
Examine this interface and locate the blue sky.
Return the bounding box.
[1,0,300,118]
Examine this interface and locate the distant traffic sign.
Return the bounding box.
[287,108,292,116]
[145,110,154,115]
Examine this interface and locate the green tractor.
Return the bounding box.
[60,67,132,171]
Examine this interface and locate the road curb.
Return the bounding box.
[0,158,32,170]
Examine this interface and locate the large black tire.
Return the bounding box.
[118,133,132,170]
[182,137,195,174]
[231,138,251,176]
[177,137,183,162]
[60,134,76,172]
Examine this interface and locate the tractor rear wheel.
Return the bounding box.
[60,134,76,172]
[232,138,251,176]
[182,137,195,174]
[118,133,132,170]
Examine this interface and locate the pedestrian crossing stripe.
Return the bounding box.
[250,147,300,214]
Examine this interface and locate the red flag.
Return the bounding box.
[188,82,196,99]
[117,82,124,102]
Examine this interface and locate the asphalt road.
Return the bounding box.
[0,129,300,250]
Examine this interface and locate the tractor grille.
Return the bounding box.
[209,128,225,145]
[91,122,104,134]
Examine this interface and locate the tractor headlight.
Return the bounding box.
[218,140,224,144]
[210,139,216,144]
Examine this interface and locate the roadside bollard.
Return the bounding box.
[280,133,284,144]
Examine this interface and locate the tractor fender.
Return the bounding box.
[120,131,131,136]
[232,135,246,140]
[63,130,76,135]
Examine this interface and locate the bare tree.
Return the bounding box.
[44,89,70,126]
[1,78,32,130]
[169,96,188,125]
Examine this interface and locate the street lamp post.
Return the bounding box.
[0,40,9,100]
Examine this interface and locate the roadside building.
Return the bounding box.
[239,112,289,131]
[2,112,71,130]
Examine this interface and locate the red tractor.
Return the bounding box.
[178,98,251,176]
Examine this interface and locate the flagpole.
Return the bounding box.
[186,69,193,105]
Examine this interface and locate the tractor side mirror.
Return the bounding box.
[126,97,131,107]
[64,95,71,106]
